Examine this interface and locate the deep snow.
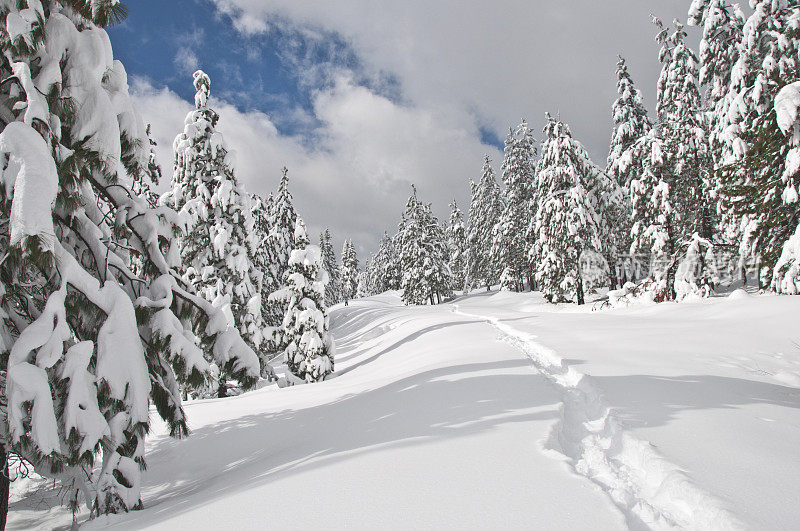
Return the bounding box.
[8,290,800,529]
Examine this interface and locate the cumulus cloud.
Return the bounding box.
[207,0,701,163]
[132,75,500,256]
[138,1,708,258]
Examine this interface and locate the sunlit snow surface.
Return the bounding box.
[10,290,800,529]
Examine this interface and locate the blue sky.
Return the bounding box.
[112,1,704,257]
[110,2,321,137]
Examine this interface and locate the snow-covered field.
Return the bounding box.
[9,290,800,530]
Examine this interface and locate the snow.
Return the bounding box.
[455,290,800,529]
[775,81,800,134]
[60,341,111,456]
[0,121,58,251]
[10,290,800,529]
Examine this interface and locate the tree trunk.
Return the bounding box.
[217,379,227,398]
[607,254,619,290]
[0,446,9,531]
[576,261,585,306]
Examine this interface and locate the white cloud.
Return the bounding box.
[207,0,701,163]
[142,1,706,258]
[132,75,500,257]
[173,46,199,74]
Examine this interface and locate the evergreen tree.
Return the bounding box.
[397,188,430,305]
[163,70,268,388]
[269,219,334,382]
[397,187,452,305]
[533,115,604,305]
[722,80,800,291]
[356,267,371,298]
[265,168,298,326]
[493,121,537,291]
[467,156,504,291]
[717,2,800,287]
[0,1,258,517]
[372,231,401,293]
[250,192,279,309]
[340,239,359,300]
[688,0,745,167]
[446,200,468,292]
[607,56,652,285]
[630,18,715,299]
[772,82,800,293]
[722,0,799,164]
[319,229,341,305]
[423,202,454,303]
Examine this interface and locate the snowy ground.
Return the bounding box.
[9,290,800,529]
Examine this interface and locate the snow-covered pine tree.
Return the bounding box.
[356,266,371,298]
[721,0,799,165]
[397,187,452,305]
[364,253,384,295]
[397,187,430,305]
[264,167,298,327]
[250,192,278,304]
[446,200,468,292]
[772,82,800,293]
[340,239,359,301]
[657,18,715,238]
[493,121,537,292]
[269,218,334,382]
[533,114,604,305]
[372,231,401,293]
[423,201,454,303]
[0,1,259,517]
[162,70,268,391]
[688,0,745,166]
[687,1,748,284]
[607,56,652,285]
[630,18,715,300]
[717,2,800,288]
[319,228,341,305]
[467,156,504,291]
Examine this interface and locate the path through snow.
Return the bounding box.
[453,304,741,530]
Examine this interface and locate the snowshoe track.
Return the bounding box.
[453,306,742,531]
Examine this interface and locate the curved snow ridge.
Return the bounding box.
[452,306,742,531]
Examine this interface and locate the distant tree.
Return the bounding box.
[320,229,341,305]
[340,239,359,301]
[270,219,334,382]
[446,200,469,292]
[372,231,401,293]
[467,156,504,291]
[494,121,537,292]
[397,187,452,305]
[265,168,298,329]
[606,56,652,286]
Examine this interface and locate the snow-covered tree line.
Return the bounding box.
[164,72,341,386]
[0,0,341,521]
[0,0,263,518]
[360,1,800,305]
